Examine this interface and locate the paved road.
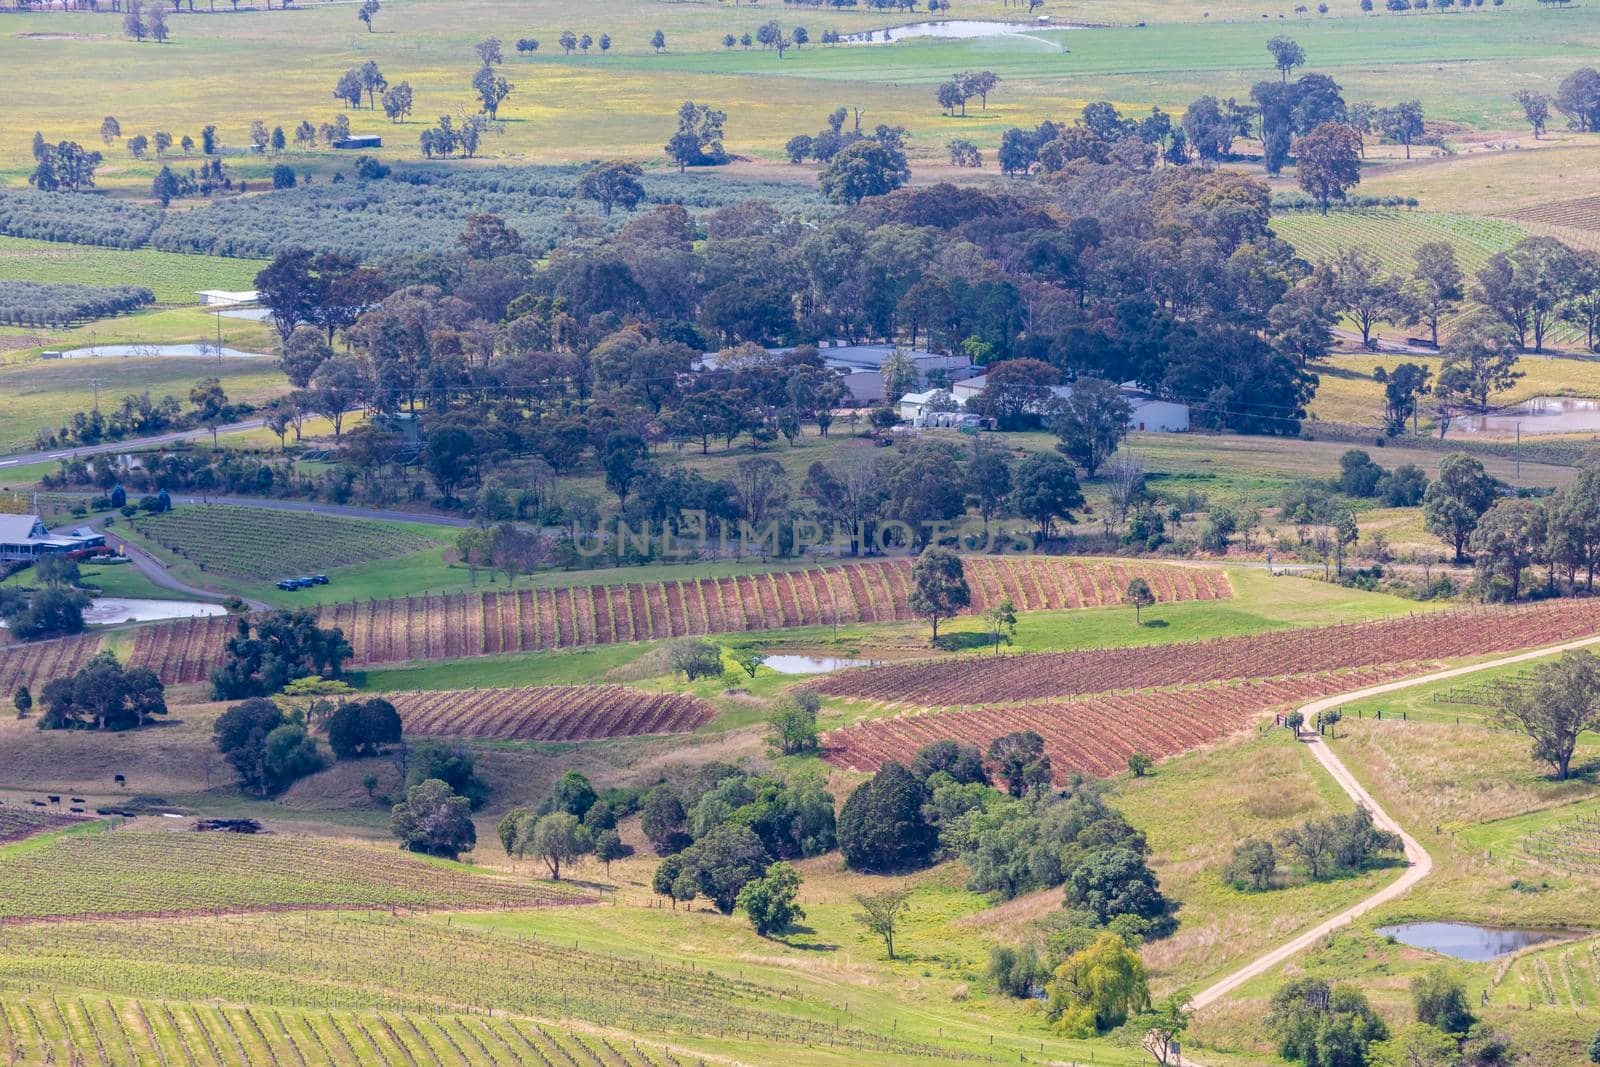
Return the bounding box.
[0,418,268,469]
[1190,632,1600,1013]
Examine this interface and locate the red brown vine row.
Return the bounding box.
[388,685,714,742]
[809,599,1600,707]
[821,664,1427,782]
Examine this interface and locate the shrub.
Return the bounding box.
[838,761,935,872]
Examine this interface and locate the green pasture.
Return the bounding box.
[0,236,266,304]
[0,0,1595,186]
[0,353,288,454]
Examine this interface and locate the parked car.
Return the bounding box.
[275,579,303,591]
[309,575,329,585]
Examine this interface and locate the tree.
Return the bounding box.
[1368,1024,1461,1067]
[1127,752,1154,778]
[667,638,723,681]
[1469,497,1543,600]
[147,5,168,42]
[35,651,165,731]
[676,824,770,913]
[1267,979,1388,1067]
[1118,994,1191,1067]
[1125,578,1156,624]
[1296,122,1363,215]
[768,692,820,756]
[272,164,296,190]
[665,101,727,172]
[1556,67,1600,133]
[852,886,912,959]
[1436,312,1522,410]
[1376,99,1425,159]
[908,545,970,642]
[325,698,402,759]
[1411,971,1474,1035]
[988,731,1052,797]
[382,81,414,123]
[737,861,804,936]
[526,812,590,879]
[981,596,1017,653]
[1404,241,1463,349]
[642,786,690,853]
[473,64,513,119]
[1267,35,1306,81]
[1224,838,1278,891]
[391,778,476,858]
[1515,88,1552,138]
[99,116,121,146]
[819,139,910,205]
[594,829,627,875]
[602,431,651,508]
[188,377,228,446]
[13,685,32,719]
[475,36,503,64]
[838,762,935,872]
[1047,933,1150,1037]
[124,4,146,41]
[1497,649,1600,779]
[577,160,646,216]
[1011,452,1085,540]
[279,326,333,388]
[358,0,379,29]
[948,138,982,167]
[650,28,667,52]
[1476,236,1577,353]
[910,740,987,785]
[1048,376,1132,477]
[212,697,322,796]
[308,355,365,439]
[1321,249,1402,347]
[550,769,597,818]
[334,68,365,109]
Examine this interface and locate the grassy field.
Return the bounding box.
[0,0,1595,192]
[1191,663,1600,1063]
[0,353,289,454]
[0,236,265,304]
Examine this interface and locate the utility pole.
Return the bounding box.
[216,311,223,365]
[1515,421,1521,483]
[91,377,99,412]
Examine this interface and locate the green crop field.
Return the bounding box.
[0,827,582,918]
[1271,207,1598,348]
[0,236,265,305]
[126,504,448,580]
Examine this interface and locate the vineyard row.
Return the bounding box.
[389,685,714,742]
[809,598,1600,706]
[106,556,1229,686]
[821,664,1426,782]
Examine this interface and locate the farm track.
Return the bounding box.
[809,598,1600,706]
[43,556,1227,687]
[1192,631,1600,1017]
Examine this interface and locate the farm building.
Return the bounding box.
[0,515,104,562]
[816,344,978,405]
[947,376,1190,432]
[899,389,981,428]
[333,135,383,150]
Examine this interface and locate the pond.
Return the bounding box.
[1376,921,1561,962]
[760,654,874,674]
[842,20,1083,44]
[1456,396,1600,436]
[83,598,227,625]
[54,344,270,360]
